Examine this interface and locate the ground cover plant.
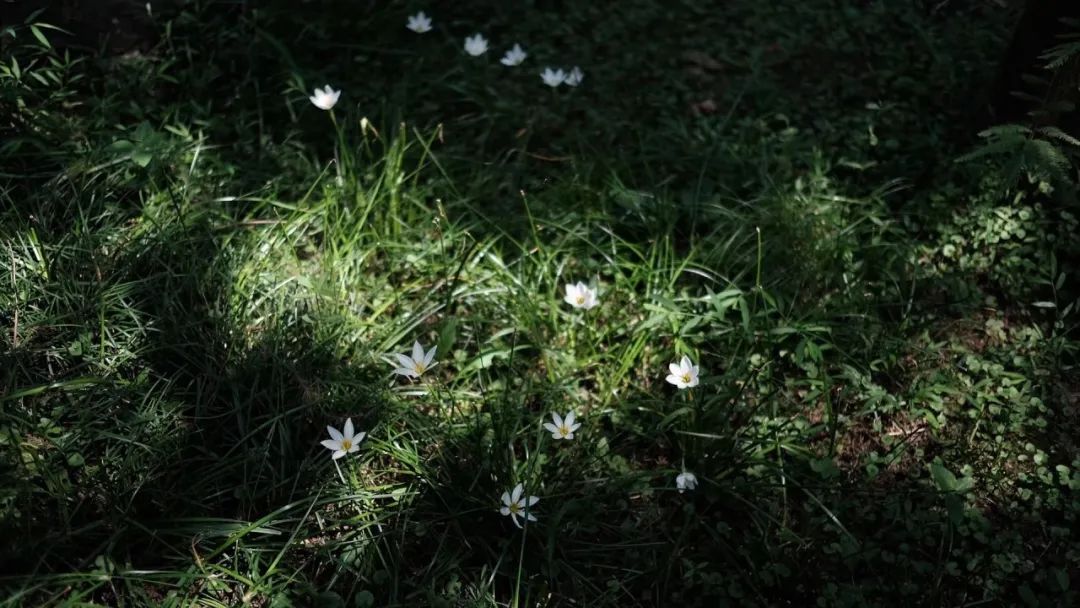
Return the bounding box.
[3,0,1080,606]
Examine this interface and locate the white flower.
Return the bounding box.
[500,43,527,66]
[464,34,488,56]
[309,85,341,111]
[676,471,698,493]
[406,11,432,33]
[321,418,365,460]
[393,340,438,378]
[665,355,700,389]
[499,483,539,528]
[543,411,581,440]
[565,66,584,87]
[563,281,598,310]
[540,67,566,87]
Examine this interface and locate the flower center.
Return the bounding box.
[509,503,521,514]
[341,439,352,451]
[559,424,571,436]
[414,362,426,374]
[682,374,691,383]
[576,295,585,305]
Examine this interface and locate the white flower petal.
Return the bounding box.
[527,495,540,506]
[543,422,559,434]
[320,439,340,451]
[564,411,575,426]
[412,341,424,362]
[343,418,354,439]
[501,491,512,506]
[332,450,346,460]
[500,506,511,515]
[327,425,343,441]
[565,66,584,87]
[511,483,523,503]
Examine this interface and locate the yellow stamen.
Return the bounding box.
[576,295,585,305]
[341,439,352,450]
[682,374,691,383]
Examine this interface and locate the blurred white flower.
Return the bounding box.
[565,66,584,86]
[321,418,365,460]
[665,355,700,389]
[406,11,432,33]
[393,341,437,378]
[676,471,698,493]
[543,411,581,440]
[309,85,341,111]
[499,483,539,527]
[464,34,489,56]
[563,281,598,309]
[540,67,566,87]
[500,43,527,66]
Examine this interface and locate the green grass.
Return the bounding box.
[3,1,1080,606]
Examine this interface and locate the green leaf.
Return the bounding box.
[131,149,153,168]
[810,457,840,479]
[313,591,344,608]
[437,317,457,359]
[352,591,375,608]
[1017,584,1038,607]
[107,139,134,156]
[1055,567,1070,591]
[944,494,965,526]
[67,452,85,467]
[930,462,957,492]
[30,25,50,48]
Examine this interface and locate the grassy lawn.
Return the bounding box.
[3,1,1080,606]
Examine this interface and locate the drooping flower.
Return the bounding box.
[563,281,598,310]
[321,418,365,460]
[464,34,489,56]
[309,85,341,111]
[565,66,584,87]
[406,11,432,33]
[676,471,698,493]
[543,411,581,440]
[499,483,539,527]
[540,67,566,87]
[665,355,700,389]
[393,341,438,378]
[500,43,527,66]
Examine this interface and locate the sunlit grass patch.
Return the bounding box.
[5,0,1080,606]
